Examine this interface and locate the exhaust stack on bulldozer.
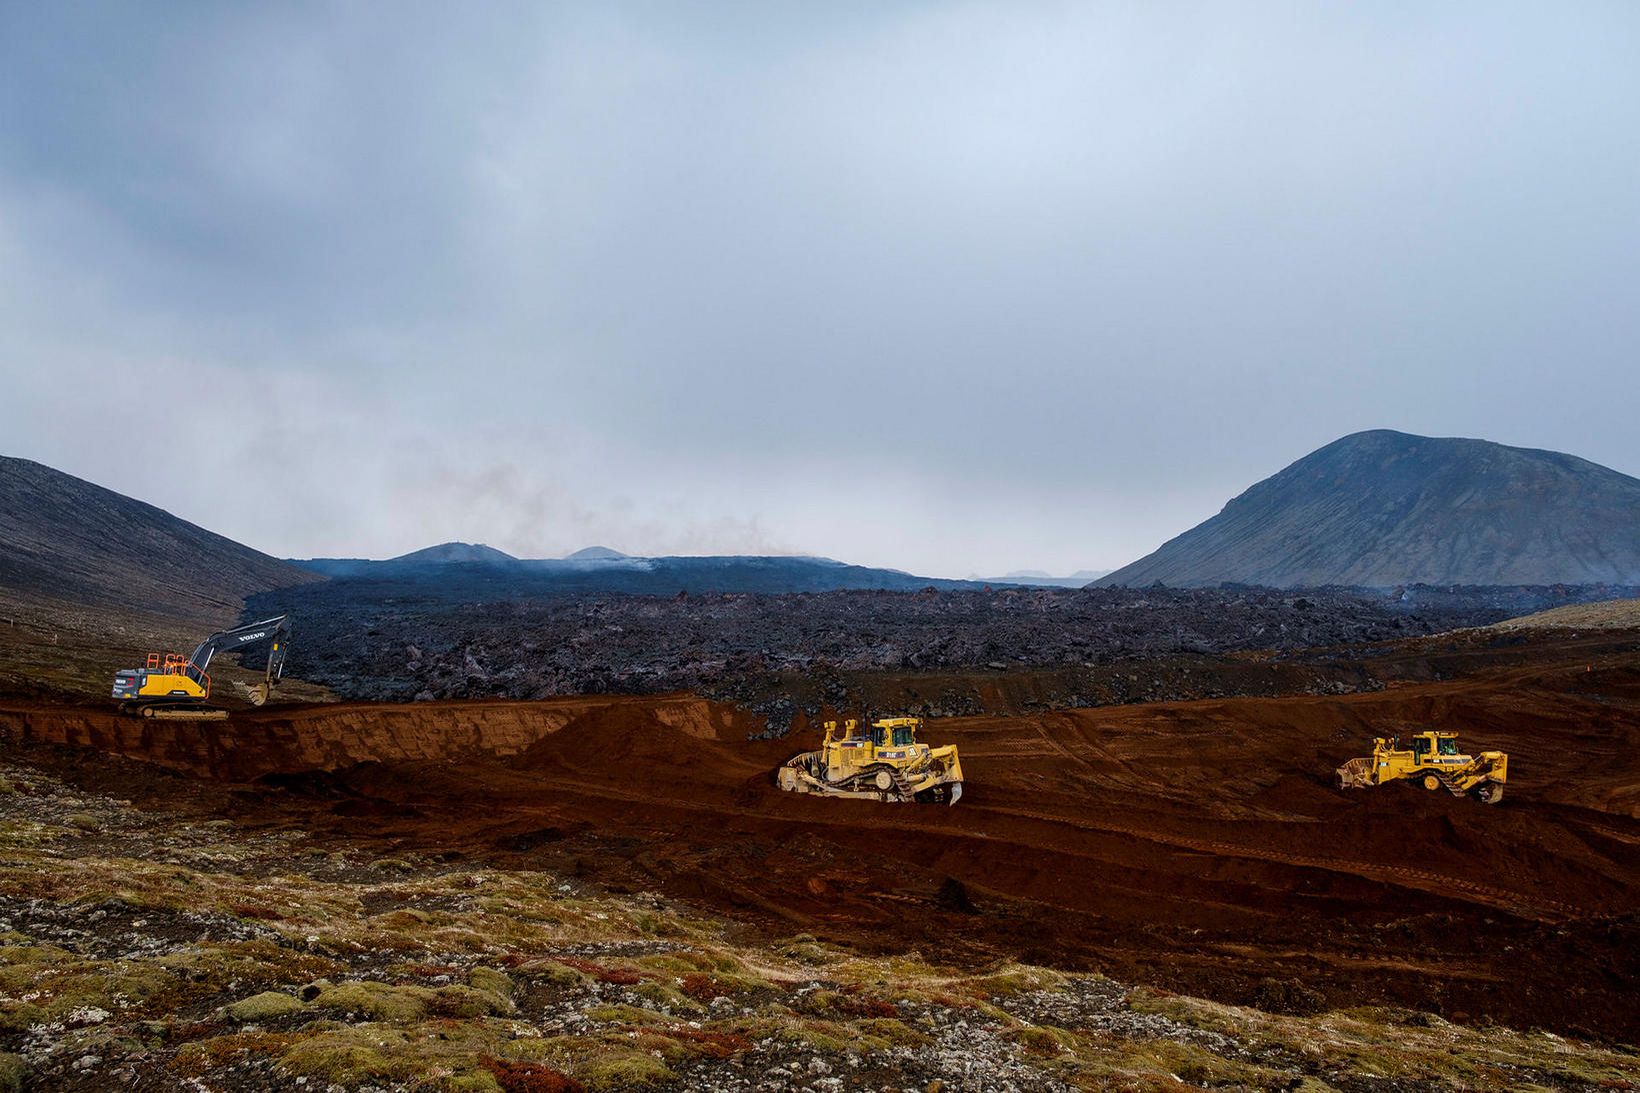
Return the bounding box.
[777,716,964,805]
[1337,730,1507,804]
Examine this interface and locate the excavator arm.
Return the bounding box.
[186,615,293,705]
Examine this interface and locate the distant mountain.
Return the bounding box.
[1097,430,1640,588]
[0,456,320,622]
[392,542,516,564]
[565,546,628,561]
[291,534,978,594]
[976,569,1114,588]
[288,550,979,597]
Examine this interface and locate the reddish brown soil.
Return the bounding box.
[5,641,1638,1041]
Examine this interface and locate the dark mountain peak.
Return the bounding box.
[565,546,629,561]
[392,542,516,564]
[1330,427,1425,447]
[1098,432,1640,588]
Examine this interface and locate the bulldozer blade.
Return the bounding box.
[1336,756,1373,789]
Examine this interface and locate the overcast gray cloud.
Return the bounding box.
[3,2,1638,576]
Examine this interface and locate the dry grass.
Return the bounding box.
[1491,597,1640,632]
[1,760,1635,1092]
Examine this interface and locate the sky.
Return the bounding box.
[2,2,1638,578]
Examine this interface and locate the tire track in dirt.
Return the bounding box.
[972,803,1583,921]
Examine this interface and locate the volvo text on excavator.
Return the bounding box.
[111,615,293,719]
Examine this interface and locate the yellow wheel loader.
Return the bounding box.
[1336,730,1507,804]
[778,716,964,805]
[111,615,292,720]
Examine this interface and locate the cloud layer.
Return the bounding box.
[4,2,1638,575]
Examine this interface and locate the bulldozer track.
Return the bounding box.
[1031,715,1103,775]
[973,803,1585,921]
[1579,822,1640,847]
[485,768,1589,923]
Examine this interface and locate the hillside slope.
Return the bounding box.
[1492,598,1640,632]
[0,456,320,622]
[1097,431,1640,588]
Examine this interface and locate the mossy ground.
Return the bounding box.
[0,759,1634,1091]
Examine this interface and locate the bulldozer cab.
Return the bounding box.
[1412,731,1463,765]
[872,718,918,748]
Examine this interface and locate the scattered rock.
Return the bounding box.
[1251,976,1326,1016]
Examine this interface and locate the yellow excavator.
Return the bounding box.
[111,615,292,719]
[1337,730,1507,804]
[777,716,964,804]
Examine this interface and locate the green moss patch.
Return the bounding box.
[226,991,304,1022]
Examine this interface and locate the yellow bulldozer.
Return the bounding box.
[777,716,964,805]
[1336,730,1507,804]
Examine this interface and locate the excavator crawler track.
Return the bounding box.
[138,705,229,721]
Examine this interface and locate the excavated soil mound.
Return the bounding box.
[5,646,1638,1040]
[0,694,759,783]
